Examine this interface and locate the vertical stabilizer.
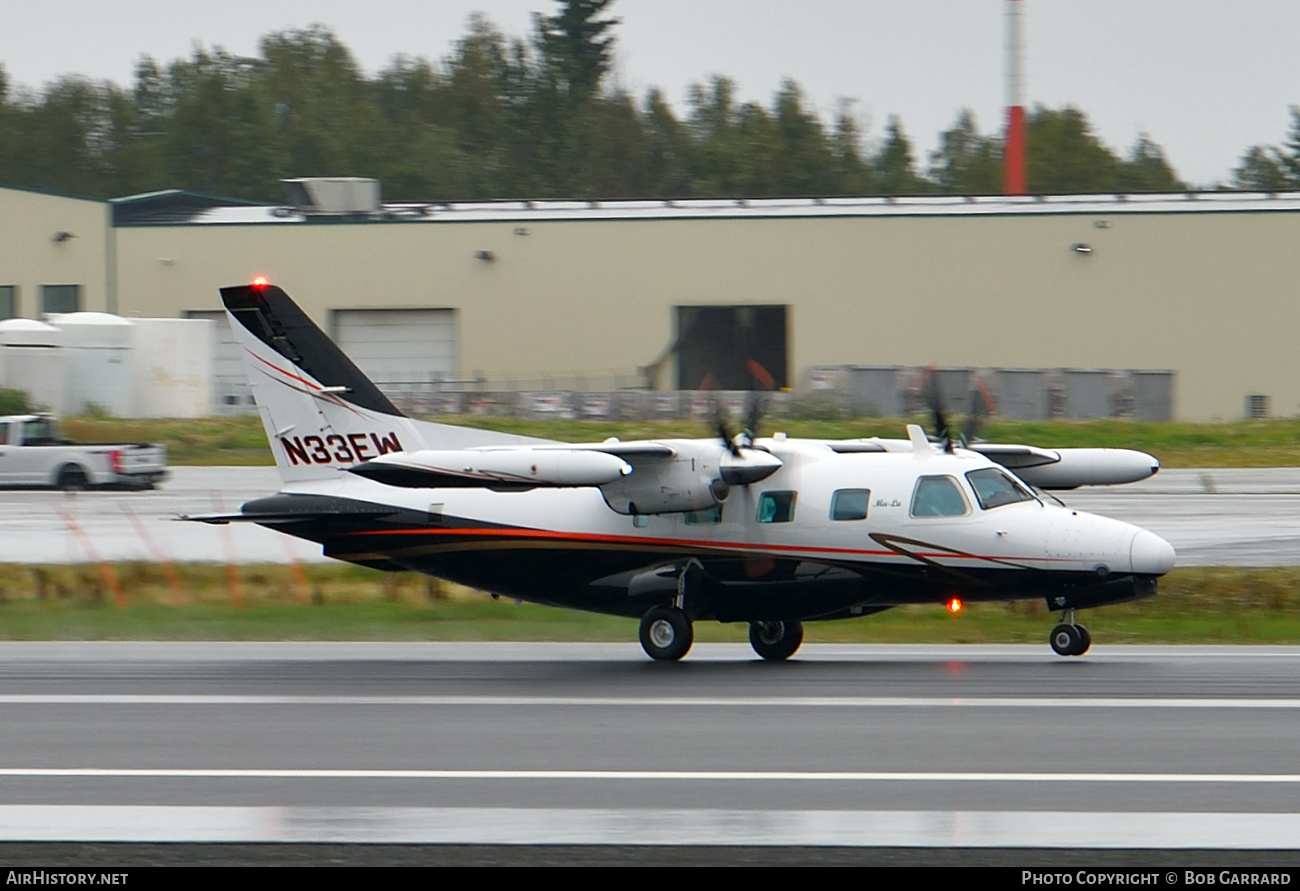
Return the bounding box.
[221,282,427,483]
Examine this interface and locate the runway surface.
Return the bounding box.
[0,466,1298,567]
[1,642,1299,864]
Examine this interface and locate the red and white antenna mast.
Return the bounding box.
[1004,0,1027,194]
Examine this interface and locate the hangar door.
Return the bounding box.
[675,305,788,391]
[331,308,457,389]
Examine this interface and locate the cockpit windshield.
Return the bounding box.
[965,468,1035,510]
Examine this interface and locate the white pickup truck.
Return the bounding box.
[0,414,168,490]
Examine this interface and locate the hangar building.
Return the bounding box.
[2,179,1298,421]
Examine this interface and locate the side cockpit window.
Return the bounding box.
[831,489,869,521]
[965,468,1035,510]
[757,491,797,524]
[910,476,969,517]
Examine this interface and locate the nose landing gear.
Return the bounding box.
[1049,608,1091,657]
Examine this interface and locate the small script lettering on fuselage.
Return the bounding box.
[280,432,402,465]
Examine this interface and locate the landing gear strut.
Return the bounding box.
[1049,608,1091,657]
[639,605,693,661]
[749,619,804,661]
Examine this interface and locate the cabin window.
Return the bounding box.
[831,489,870,521]
[910,476,969,517]
[685,505,723,525]
[965,468,1035,510]
[632,514,649,528]
[757,491,797,523]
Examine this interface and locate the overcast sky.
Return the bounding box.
[2,0,1298,188]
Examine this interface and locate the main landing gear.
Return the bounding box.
[1049,608,1091,657]
[636,608,806,663]
[639,605,694,661]
[749,619,804,661]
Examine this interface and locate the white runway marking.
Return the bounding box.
[4,693,1300,709]
[0,805,1296,847]
[4,767,1300,783]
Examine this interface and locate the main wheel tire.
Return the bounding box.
[639,606,693,661]
[749,619,804,661]
[1049,623,1084,657]
[1076,625,1092,656]
[56,466,87,491]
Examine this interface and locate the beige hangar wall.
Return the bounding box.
[111,207,1300,421]
[0,187,111,317]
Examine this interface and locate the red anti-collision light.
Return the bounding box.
[251,276,269,288]
[947,597,963,614]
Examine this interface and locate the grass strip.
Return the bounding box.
[0,563,1296,644]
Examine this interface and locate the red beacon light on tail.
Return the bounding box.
[251,276,269,289]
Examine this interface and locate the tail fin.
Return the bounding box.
[222,282,427,483]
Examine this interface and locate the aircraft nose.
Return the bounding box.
[1130,529,1176,575]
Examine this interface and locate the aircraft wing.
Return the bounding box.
[967,443,1061,468]
[970,443,1160,488]
[798,437,1158,489]
[346,445,655,490]
[344,438,782,513]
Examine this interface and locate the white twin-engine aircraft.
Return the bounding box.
[199,280,1175,661]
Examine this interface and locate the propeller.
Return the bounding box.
[920,368,996,452]
[712,391,780,487]
[715,392,765,455]
[920,366,954,453]
[715,400,743,457]
[963,377,995,447]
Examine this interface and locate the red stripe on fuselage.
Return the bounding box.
[344,525,1070,564]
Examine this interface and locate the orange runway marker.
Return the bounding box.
[120,502,186,605]
[56,511,126,608]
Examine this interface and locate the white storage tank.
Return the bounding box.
[0,319,66,414]
[47,312,135,417]
[130,318,214,418]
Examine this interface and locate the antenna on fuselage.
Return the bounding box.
[907,424,933,457]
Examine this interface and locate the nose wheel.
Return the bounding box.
[749,619,804,661]
[639,605,694,661]
[1049,612,1092,657]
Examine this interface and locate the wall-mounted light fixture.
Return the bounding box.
[52,231,76,243]
[475,250,496,262]
[1071,243,1093,254]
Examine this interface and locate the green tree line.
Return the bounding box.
[4,1,1283,204]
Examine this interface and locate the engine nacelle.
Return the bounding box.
[600,457,730,515]
[599,440,748,515]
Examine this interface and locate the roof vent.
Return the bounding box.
[281,177,380,215]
